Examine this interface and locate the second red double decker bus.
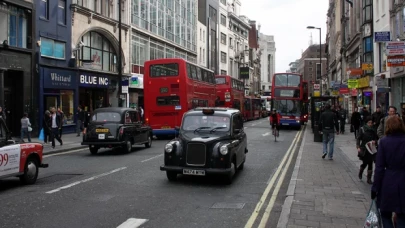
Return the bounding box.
[144,58,216,137]
[271,73,304,129]
[215,75,244,111]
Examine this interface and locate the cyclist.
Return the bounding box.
[269,109,281,137]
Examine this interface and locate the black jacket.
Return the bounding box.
[319,109,339,133]
[371,111,384,128]
[351,111,362,128]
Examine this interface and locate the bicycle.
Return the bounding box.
[272,125,279,142]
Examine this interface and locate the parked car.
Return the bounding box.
[160,107,248,184]
[0,117,48,184]
[81,107,153,155]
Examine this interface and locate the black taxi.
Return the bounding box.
[81,107,153,155]
[160,107,248,184]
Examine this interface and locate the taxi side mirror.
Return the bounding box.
[175,126,180,131]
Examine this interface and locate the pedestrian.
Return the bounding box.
[43,110,51,144]
[319,104,339,160]
[139,106,144,122]
[0,106,6,120]
[20,113,31,143]
[50,107,63,149]
[361,106,371,125]
[57,107,64,138]
[372,106,385,131]
[356,116,378,184]
[76,106,86,137]
[337,105,346,134]
[377,106,402,139]
[371,116,405,228]
[351,107,362,138]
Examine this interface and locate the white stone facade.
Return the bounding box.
[258,33,276,91]
[197,21,207,68]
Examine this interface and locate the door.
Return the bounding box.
[4,70,24,137]
[130,111,145,142]
[231,114,244,167]
[135,111,148,142]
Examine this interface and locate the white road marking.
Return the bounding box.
[251,124,257,126]
[117,218,149,228]
[141,154,163,163]
[262,132,270,136]
[45,167,127,194]
[43,148,87,158]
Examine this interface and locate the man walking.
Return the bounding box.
[372,106,384,130]
[50,107,63,149]
[377,106,401,139]
[337,105,346,134]
[76,106,86,137]
[319,104,339,160]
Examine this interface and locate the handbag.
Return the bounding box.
[39,128,44,141]
[28,126,33,132]
[363,200,382,228]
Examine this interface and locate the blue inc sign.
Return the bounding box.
[79,74,110,88]
[43,67,76,89]
[374,32,391,42]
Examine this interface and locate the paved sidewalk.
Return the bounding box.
[15,133,86,155]
[277,124,373,228]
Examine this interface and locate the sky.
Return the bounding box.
[241,0,329,73]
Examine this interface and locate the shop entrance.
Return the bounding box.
[44,95,60,111]
[79,88,108,112]
[4,70,24,136]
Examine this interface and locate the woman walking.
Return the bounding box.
[351,107,362,139]
[371,116,405,227]
[20,113,32,143]
[356,116,378,184]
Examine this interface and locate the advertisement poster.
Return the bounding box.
[0,144,21,177]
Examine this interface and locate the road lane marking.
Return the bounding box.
[117,218,149,228]
[244,129,302,228]
[43,148,87,158]
[45,167,127,194]
[262,132,270,137]
[258,128,303,227]
[141,154,163,163]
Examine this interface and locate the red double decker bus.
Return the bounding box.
[215,75,244,111]
[302,80,309,124]
[271,73,304,129]
[243,96,261,121]
[144,58,216,137]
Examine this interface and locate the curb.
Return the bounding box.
[276,123,308,227]
[43,145,87,155]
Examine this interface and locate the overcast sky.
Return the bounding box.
[240,0,329,72]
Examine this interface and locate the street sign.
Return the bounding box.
[387,55,405,67]
[386,41,405,56]
[374,32,391,42]
[362,63,373,71]
[313,84,320,90]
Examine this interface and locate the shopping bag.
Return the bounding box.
[365,141,377,155]
[39,128,44,141]
[363,200,382,228]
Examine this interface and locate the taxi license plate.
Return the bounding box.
[282,123,289,125]
[98,134,105,140]
[96,129,109,133]
[161,126,171,129]
[183,169,205,176]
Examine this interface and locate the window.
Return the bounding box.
[203,30,205,42]
[274,74,301,87]
[80,32,117,72]
[156,96,180,106]
[316,63,321,79]
[150,63,179,77]
[309,67,313,71]
[1,6,28,48]
[221,33,226,44]
[58,0,66,25]
[215,77,226,84]
[221,52,227,63]
[92,112,121,122]
[40,0,48,19]
[202,49,205,63]
[41,37,66,59]
[220,14,226,26]
[220,0,226,5]
[60,90,74,125]
[200,28,202,40]
[363,0,372,23]
[221,70,227,75]
[229,37,232,48]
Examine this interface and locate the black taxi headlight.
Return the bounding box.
[219,144,229,155]
[165,143,174,153]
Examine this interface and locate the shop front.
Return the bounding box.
[357,76,372,111]
[78,71,114,112]
[374,73,389,114]
[128,73,144,109]
[39,67,78,133]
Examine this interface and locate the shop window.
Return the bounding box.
[80,32,117,72]
[40,37,66,59]
[60,90,74,125]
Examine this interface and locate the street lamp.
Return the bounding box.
[307,26,322,96]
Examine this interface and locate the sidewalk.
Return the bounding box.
[15,133,86,155]
[277,124,372,228]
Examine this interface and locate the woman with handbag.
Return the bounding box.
[356,116,378,184]
[20,113,32,143]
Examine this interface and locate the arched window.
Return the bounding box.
[80,32,117,72]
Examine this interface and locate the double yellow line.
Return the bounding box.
[245,127,304,228]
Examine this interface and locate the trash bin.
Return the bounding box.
[314,125,323,142]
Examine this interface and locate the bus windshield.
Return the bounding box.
[150,63,179,77]
[273,100,301,115]
[274,74,300,87]
[215,77,226,84]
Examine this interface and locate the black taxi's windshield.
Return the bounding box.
[181,115,230,132]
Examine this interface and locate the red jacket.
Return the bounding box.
[269,113,281,125]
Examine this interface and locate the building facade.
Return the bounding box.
[0,0,35,136]
[258,33,276,91]
[288,60,300,73]
[298,44,327,95]
[197,21,207,68]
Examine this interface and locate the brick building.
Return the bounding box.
[298,44,327,95]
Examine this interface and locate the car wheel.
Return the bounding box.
[89,146,98,155]
[145,134,152,148]
[19,157,39,185]
[122,138,132,153]
[166,171,177,181]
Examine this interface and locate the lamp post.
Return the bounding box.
[307,26,322,96]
